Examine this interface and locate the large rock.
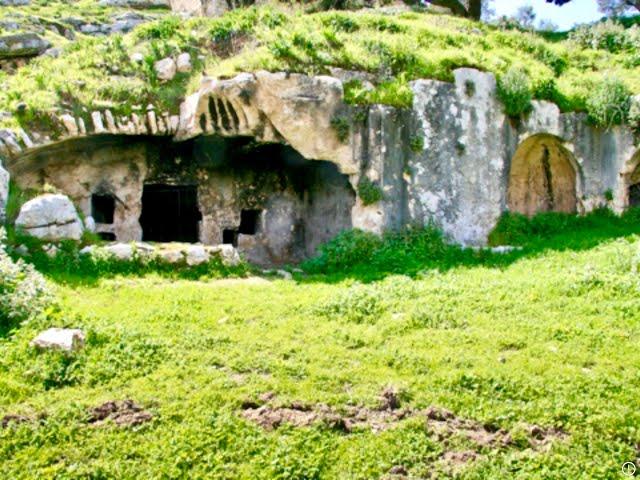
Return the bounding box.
[176,52,192,73]
[31,328,85,352]
[0,34,51,59]
[0,161,8,222]
[99,0,169,8]
[15,194,84,241]
[0,0,30,5]
[154,57,177,82]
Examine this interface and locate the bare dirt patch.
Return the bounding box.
[241,392,568,473]
[1,412,47,428]
[1,414,31,428]
[88,400,153,427]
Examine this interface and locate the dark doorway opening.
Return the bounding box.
[140,184,201,242]
[631,184,640,207]
[239,209,261,235]
[92,194,115,224]
[223,229,238,246]
[98,232,117,241]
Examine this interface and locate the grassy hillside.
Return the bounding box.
[1,4,639,131]
[2,211,640,478]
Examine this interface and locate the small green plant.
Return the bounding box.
[330,116,350,143]
[497,67,533,117]
[409,134,424,153]
[357,177,384,205]
[586,78,631,129]
[604,189,614,202]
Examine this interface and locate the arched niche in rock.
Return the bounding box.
[507,134,580,216]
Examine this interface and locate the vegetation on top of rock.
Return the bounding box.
[0,5,639,131]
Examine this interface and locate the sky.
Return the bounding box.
[492,0,603,30]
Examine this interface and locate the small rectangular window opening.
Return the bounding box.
[91,194,116,224]
[239,209,261,235]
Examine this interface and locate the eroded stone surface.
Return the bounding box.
[0,160,8,222]
[15,194,83,241]
[2,68,639,251]
[154,57,176,82]
[0,33,50,59]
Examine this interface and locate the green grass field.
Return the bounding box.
[1,211,640,479]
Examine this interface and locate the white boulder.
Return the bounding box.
[15,194,83,241]
[185,245,208,265]
[219,244,241,266]
[176,53,192,73]
[154,57,176,82]
[158,248,184,264]
[104,243,134,260]
[31,328,85,352]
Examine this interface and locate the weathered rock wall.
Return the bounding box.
[1,68,638,251]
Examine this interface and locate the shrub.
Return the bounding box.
[0,229,53,330]
[569,20,632,53]
[330,116,350,142]
[303,225,476,276]
[409,134,424,153]
[497,67,533,117]
[303,229,381,273]
[586,78,631,128]
[135,16,182,41]
[357,177,384,205]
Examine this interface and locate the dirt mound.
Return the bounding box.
[241,394,568,472]
[1,414,31,428]
[88,400,153,427]
[1,412,47,428]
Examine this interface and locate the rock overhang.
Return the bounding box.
[0,67,638,248]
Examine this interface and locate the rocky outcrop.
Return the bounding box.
[98,0,170,8]
[0,0,30,5]
[0,33,51,59]
[81,242,242,266]
[169,0,227,16]
[61,12,152,37]
[177,71,356,174]
[15,194,84,241]
[2,68,638,248]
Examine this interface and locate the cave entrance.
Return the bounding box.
[507,134,578,216]
[140,184,201,242]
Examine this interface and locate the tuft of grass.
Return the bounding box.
[497,67,533,117]
[357,177,384,205]
[330,116,350,143]
[585,77,631,128]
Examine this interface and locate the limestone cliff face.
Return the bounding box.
[1,68,639,249]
